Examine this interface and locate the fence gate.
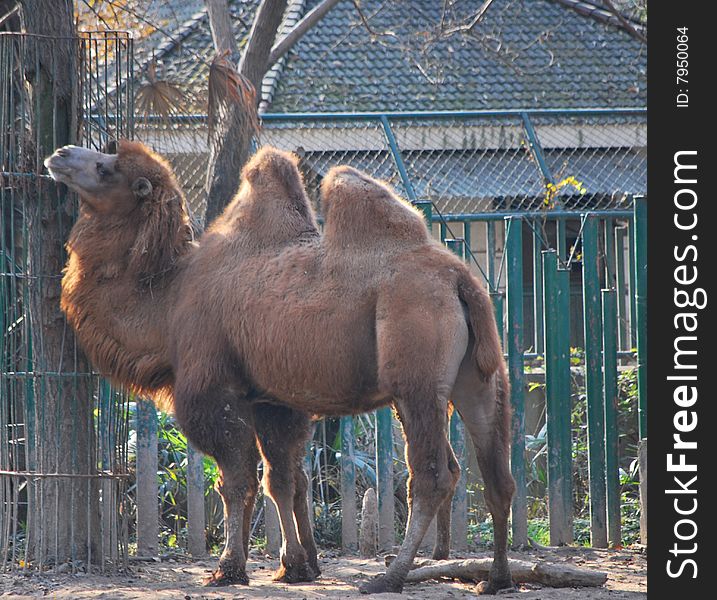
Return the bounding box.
[0,32,133,572]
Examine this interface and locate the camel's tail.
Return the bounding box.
[457,268,504,379]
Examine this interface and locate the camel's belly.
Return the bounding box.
[237,294,382,413]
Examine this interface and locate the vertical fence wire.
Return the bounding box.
[0,32,133,573]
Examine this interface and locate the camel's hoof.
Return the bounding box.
[308,562,322,579]
[203,567,249,587]
[475,579,517,595]
[272,561,315,583]
[431,547,450,561]
[359,573,403,594]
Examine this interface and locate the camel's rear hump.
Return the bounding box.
[321,166,429,250]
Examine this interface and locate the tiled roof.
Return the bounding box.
[268,0,646,112]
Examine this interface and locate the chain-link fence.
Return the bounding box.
[134,108,645,222]
[1,32,133,573]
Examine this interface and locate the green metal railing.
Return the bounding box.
[337,199,646,550]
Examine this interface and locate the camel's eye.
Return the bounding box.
[96,162,111,178]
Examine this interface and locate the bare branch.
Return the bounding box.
[268,0,343,66]
[205,0,239,59]
[601,0,647,43]
[351,0,398,40]
[440,0,494,37]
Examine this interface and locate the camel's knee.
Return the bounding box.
[262,462,296,501]
[216,474,258,504]
[408,458,456,507]
[173,382,253,459]
[482,467,515,517]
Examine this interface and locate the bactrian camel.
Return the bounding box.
[44,140,515,594]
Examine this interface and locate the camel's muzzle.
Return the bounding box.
[44,145,88,179]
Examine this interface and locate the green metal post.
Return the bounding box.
[542,250,573,545]
[375,408,395,551]
[416,201,433,227]
[446,238,468,550]
[463,220,472,256]
[556,267,572,525]
[305,435,314,526]
[581,215,607,548]
[487,220,504,343]
[340,416,357,550]
[505,217,528,546]
[557,220,567,260]
[379,114,418,202]
[604,218,616,288]
[615,226,628,352]
[487,221,496,283]
[627,215,638,348]
[602,289,621,547]
[445,238,464,260]
[533,224,544,355]
[634,197,648,439]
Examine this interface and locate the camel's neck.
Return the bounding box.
[61,211,190,402]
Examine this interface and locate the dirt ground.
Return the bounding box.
[1,546,646,600]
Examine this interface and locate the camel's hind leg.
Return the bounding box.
[173,381,259,586]
[292,448,321,577]
[253,403,317,583]
[452,350,516,594]
[359,301,466,594]
[432,441,460,560]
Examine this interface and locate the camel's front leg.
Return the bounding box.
[174,382,259,586]
[254,403,317,583]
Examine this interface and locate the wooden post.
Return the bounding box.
[186,444,206,556]
[340,416,357,551]
[639,438,647,546]
[359,488,378,558]
[136,399,158,557]
[265,495,281,555]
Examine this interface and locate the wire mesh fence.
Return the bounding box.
[0,31,133,573]
[132,108,646,224]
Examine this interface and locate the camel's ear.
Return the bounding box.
[132,177,153,199]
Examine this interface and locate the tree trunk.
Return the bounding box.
[203,0,342,223]
[204,0,288,225]
[18,0,100,566]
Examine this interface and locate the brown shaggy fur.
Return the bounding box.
[48,141,515,595]
[60,141,193,410]
[321,166,503,378]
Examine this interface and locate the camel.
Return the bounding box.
[44,140,515,595]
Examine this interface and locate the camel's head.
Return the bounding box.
[44,140,177,215]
